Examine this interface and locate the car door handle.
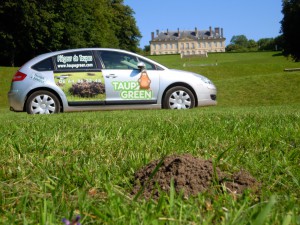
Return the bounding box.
[105,74,117,78]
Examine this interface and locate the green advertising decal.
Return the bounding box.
[111,71,153,100]
[54,72,106,101]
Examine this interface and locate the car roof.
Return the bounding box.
[21,48,168,70]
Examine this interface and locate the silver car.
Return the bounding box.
[8,48,217,114]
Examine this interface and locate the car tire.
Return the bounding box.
[163,86,195,109]
[26,90,60,114]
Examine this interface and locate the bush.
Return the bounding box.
[69,80,105,98]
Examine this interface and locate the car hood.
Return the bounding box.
[169,69,207,79]
[168,69,215,87]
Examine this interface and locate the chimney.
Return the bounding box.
[221,28,223,37]
[195,27,198,37]
[209,26,212,36]
[151,32,154,40]
[156,29,159,36]
[215,27,220,35]
[177,28,180,37]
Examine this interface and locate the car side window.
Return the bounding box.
[54,51,97,71]
[98,51,139,70]
[137,58,163,70]
[32,57,54,71]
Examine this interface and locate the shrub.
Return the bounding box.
[69,80,105,97]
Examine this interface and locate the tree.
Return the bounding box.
[257,38,275,51]
[59,0,120,49]
[88,0,120,48]
[226,35,250,52]
[274,35,284,51]
[281,0,300,61]
[143,45,150,53]
[0,0,65,66]
[230,35,248,48]
[108,0,141,52]
[0,0,141,66]
[247,39,258,50]
[225,44,242,52]
[0,1,18,66]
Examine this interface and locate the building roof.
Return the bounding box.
[151,27,225,42]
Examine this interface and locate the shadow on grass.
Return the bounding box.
[272,52,284,57]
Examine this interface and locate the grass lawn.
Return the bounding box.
[0,52,300,224]
[0,67,18,109]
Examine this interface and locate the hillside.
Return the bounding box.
[1,52,299,110]
[149,52,300,107]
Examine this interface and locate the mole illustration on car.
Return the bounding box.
[8,48,217,114]
[138,70,151,90]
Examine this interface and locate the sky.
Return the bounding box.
[123,0,283,48]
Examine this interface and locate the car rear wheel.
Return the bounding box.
[26,91,60,114]
[163,86,195,109]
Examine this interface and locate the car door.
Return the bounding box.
[53,50,105,106]
[98,50,159,105]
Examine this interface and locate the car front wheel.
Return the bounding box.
[26,91,60,114]
[163,86,195,109]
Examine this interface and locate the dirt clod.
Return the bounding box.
[131,154,260,199]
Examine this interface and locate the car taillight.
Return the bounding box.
[12,71,27,82]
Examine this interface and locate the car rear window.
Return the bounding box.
[54,51,97,71]
[32,58,54,71]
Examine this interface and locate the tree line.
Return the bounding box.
[225,35,283,52]
[0,0,141,66]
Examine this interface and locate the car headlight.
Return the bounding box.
[200,77,214,85]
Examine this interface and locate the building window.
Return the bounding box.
[181,43,184,50]
[186,43,189,49]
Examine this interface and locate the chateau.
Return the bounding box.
[150,26,226,56]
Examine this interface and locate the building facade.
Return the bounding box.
[150,27,226,56]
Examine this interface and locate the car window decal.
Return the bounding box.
[54,51,97,71]
[54,71,106,102]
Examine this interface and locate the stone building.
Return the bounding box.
[150,26,226,56]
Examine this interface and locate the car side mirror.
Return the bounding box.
[137,62,146,71]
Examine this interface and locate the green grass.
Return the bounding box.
[1,52,300,224]
[149,52,300,106]
[0,67,18,108]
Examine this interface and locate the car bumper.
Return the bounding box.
[8,90,24,112]
[197,94,217,107]
[195,84,217,107]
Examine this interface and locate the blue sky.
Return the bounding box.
[124,0,283,48]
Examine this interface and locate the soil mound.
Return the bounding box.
[132,154,260,199]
